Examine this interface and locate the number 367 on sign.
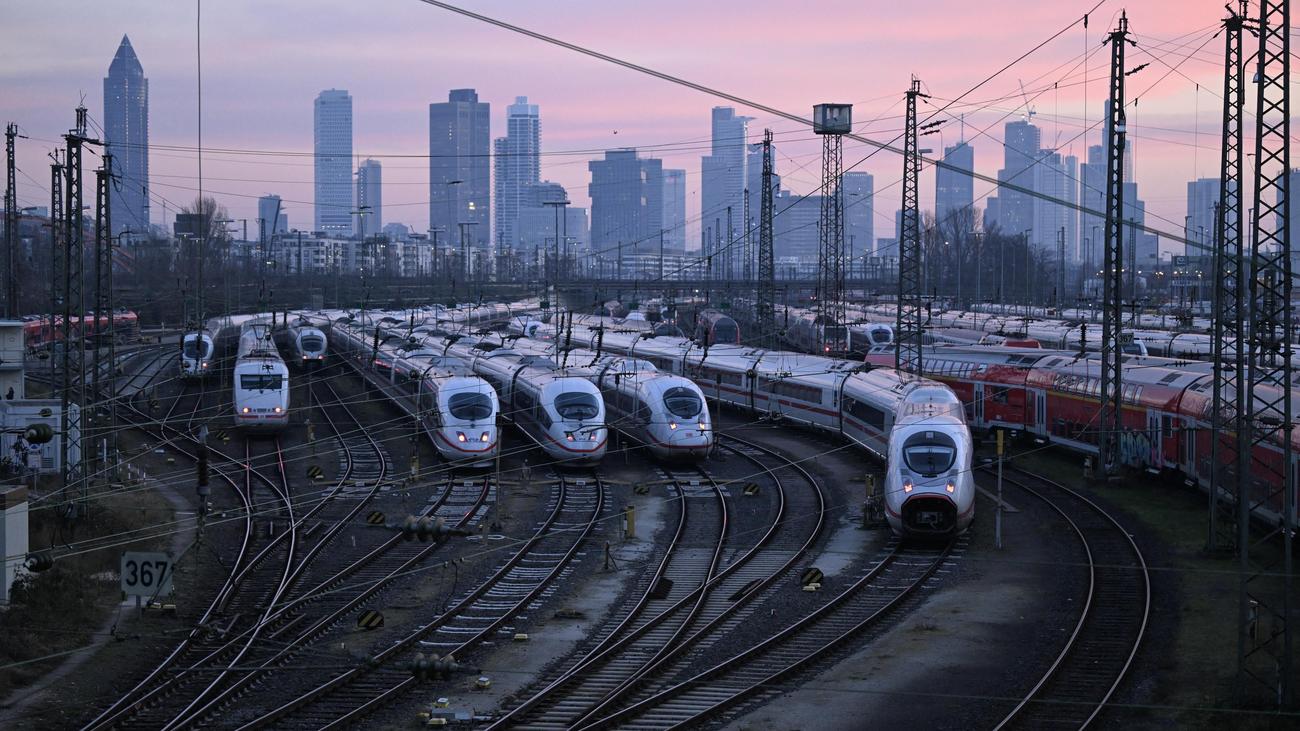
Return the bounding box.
[120,552,174,597]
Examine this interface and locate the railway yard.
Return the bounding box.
[1,300,1286,731]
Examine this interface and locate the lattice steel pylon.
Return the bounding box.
[4,123,17,318]
[1241,0,1294,707]
[91,154,115,488]
[757,129,776,348]
[814,103,851,354]
[1098,15,1133,477]
[896,79,927,376]
[1208,1,1247,557]
[62,106,96,513]
[48,152,63,390]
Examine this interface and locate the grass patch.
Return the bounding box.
[0,483,172,700]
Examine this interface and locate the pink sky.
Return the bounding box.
[1,0,1236,250]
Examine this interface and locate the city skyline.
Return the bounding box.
[3,1,1226,259]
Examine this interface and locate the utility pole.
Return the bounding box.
[91,153,114,487]
[4,123,22,318]
[897,81,927,376]
[1056,226,1066,311]
[757,129,776,348]
[742,187,752,283]
[48,151,63,389]
[1208,1,1246,557]
[63,105,97,514]
[1098,15,1132,477]
[1241,0,1293,707]
[814,102,850,354]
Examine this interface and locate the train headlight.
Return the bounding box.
[903,479,913,493]
[273,406,283,414]
[303,355,309,360]
[241,406,251,414]
[589,430,599,441]
[668,422,678,431]
[946,480,956,493]
[479,431,489,443]
[202,362,209,368]
[698,421,707,431]
[456,431,467,443]
[565,433,575,442]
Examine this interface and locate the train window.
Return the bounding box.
[634,399,652,424]
[517,389,535,412]
[555,392,600,420]
[990,386,1009,405]
[448,392,493,420]
[663,387,703,418]
[901,431,957,477]
[240,374,283,391]
[535,405,553,429]
[845,397,886,430]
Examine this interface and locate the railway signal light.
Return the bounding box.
[24,552,54,572]
[22,423,54,444]
[400,515,469,542]
[411,653,462,681]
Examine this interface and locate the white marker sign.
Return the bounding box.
[120,552,174,598]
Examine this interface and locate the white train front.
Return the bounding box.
[180,329,215,380]
[233,322,290,431]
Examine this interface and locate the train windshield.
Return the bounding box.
[663,387,702,418]
[554,392,600,420]
[713,320,738,344]
[183,339,207,358]
[240,374,284,392]
[300,335,325,352]
[448,392,493,420]
[902,431,957,477]
[871,328,892,344]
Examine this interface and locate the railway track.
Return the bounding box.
[88,354,496,729]
[490,434,831,730]
[564,434,829,730]
[236,470,604,729]
[585,534,959,730]
[992,465,1150,731]
[484,465,725,730]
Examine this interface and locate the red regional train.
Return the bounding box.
[864,344,1297,528]
[21,311,140,350]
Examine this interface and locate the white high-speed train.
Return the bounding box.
[288,319,328,366]
[233,322,289,431]
[432,337,608,465]
[524,321,974,536]
[180,329,215,380]
[504,336,713,460]
[329,319,501,464]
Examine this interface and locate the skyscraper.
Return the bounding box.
[1078,144,1106,271]
[995,120,1041,238]
[701,107,750,248]
[1186,178,1220,258]
[935,141,974,230]
[356,159,382,237]
[493,96,540,253]
[429,89,490,252]
[257,195,288,238]
[662,169,686,250]
[588,149,663,257]
[103,35,149,234]
[841,172,874,260]
[314,89,352,233]
[1032,150,1078,261]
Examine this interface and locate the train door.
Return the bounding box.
[1181,417,1197,475]
[1034,390,1046,436]
[973,382,985,427]
[1147,410,1162,468]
